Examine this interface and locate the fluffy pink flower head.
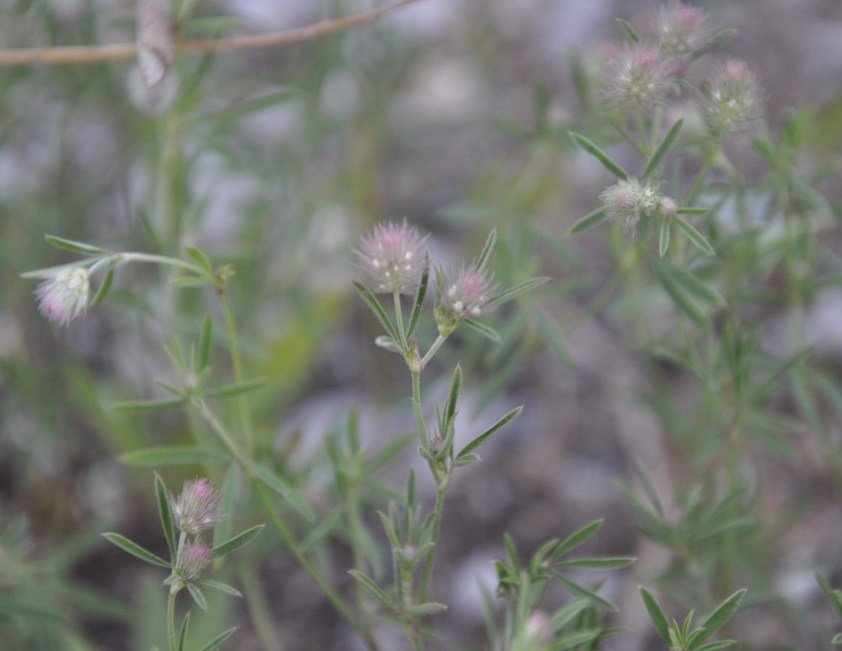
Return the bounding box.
[604,43,672,113]
[356,221,428,295]
[655,3,711,58]
[438,266,496,323]
[35,267,90,326]
[177,542,213,582]
[700,58,761,133]
[172,478,224,536]
[600,178,659,230]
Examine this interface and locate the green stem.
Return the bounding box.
[411,370,429,449]
[253,482,364,639]
[420,334,447,370]
[686,134,724,204]
[347,487,381,650]
[219,291,253,453]
[418,478,448,603]
[167,588,178,651]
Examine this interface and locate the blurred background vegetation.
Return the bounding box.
[1,0,841,649]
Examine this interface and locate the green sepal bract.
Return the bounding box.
[155,473,177,560]
[101,533,170,568]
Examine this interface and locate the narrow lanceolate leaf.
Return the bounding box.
[550,629,601,651]
[445,365,462,425]
[374,335,402,354]
[45,234,110,254]
[199,313,213,371]
[674,216,715,255]
[677,207,710,215]
[569,209,609,234]
[658,219,671,257]
[695,641,738,651]
[204,379,267,398]
[244,460,314,522]
[197,580,243,598]
[187,584,208,611]
[456,406,522,461]
[89,263,116,308]
[667,264,725,307]
[475,228,497,269]
[569,132,629,180]
[177,613,191,651]
[549,598,591,631]
[112,397,187,412]
[642,119,684,180]
[615,18,640,43]
[640,587,671,643]
[487,276,550,309]
[649,257,709,330]
[119,445,229,467]
[349,570,394,608]
[200,628,238,651]
[184,246,213,276]
[551,519,604,561]
[155,473,177,560]
[212,524,264,558]
[353,281,399,343]
[102,533,170,568]
[699,589,747,638]
[462,318,501,343]
[405,602,448,616]
[406,260,430,341]
[555,556,635,569]
[816,572,842,619]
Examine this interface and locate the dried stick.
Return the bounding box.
[0,0,421,67]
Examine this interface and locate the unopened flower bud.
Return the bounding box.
[700,58,761,133]
[356,221,428,295]
[604,44,672,113]
[599,178,659,229]
[35,267,91,326]
[171,478,224,536]
[659,196,678,218]
[177,542,213,582]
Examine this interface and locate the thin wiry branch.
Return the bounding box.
[0,0,421,67]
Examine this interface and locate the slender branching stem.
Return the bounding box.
[418,478,448,604]
[420,334,447,370]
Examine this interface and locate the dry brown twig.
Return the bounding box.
[0,0,422,67]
